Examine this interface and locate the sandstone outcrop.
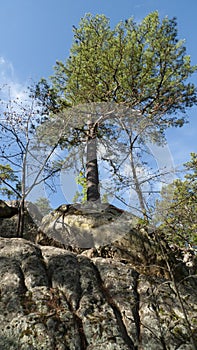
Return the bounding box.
[0,200,18,219]
[0,200,43,242]
[0,203,196,349]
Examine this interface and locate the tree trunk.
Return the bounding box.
[17,153,27,237]
[130,147,147,217]
[86,121,100,202]
[17,197,25,237]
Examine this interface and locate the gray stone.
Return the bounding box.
[0,201,38,241]
[0,200,18,218]
[0,203,196,349]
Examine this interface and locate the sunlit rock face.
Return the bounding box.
[0,200,42,241]
[0,203,196,349]
[37,203,127,249]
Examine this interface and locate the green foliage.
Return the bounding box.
[72,171,109,203]
[0,164,18,198]
[34,197,52,216]
[41,12,197,208]
[72,171,87,203]
[32,78,61,114]
[155,153,197,248]
[51,12,197,129]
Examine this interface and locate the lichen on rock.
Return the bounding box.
[0,203,197,349]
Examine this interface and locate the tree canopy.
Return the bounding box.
[0,164,19,198]
[34,197,52,216]
[45,11,197,208]
[52,11,197,129]
[155,153,197,248]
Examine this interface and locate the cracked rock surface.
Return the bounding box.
[0,237,196,350]
[0,203,197,349]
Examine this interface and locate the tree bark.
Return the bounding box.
[130,146,147,217]
[17,197,25,237]
[17,150,27,237]
[86,121,100,202]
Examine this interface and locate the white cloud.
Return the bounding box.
[0,56,14,81]
[0,56,27,101]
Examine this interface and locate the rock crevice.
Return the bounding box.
[0,203,196,349]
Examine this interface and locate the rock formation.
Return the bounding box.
[0,202,196,349]
[0,200,18,218]
[0,200,39,242]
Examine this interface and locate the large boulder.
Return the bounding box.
[0,237,196,350]
[0,200,18,218]
[37,202,135,249]
[0,201,42,241]
[0,203,196,349]
[37,203,192,280]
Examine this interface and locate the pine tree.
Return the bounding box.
[155,153,197,248]
[41,12,197,207]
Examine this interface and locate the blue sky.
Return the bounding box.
[0,0,197,207]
